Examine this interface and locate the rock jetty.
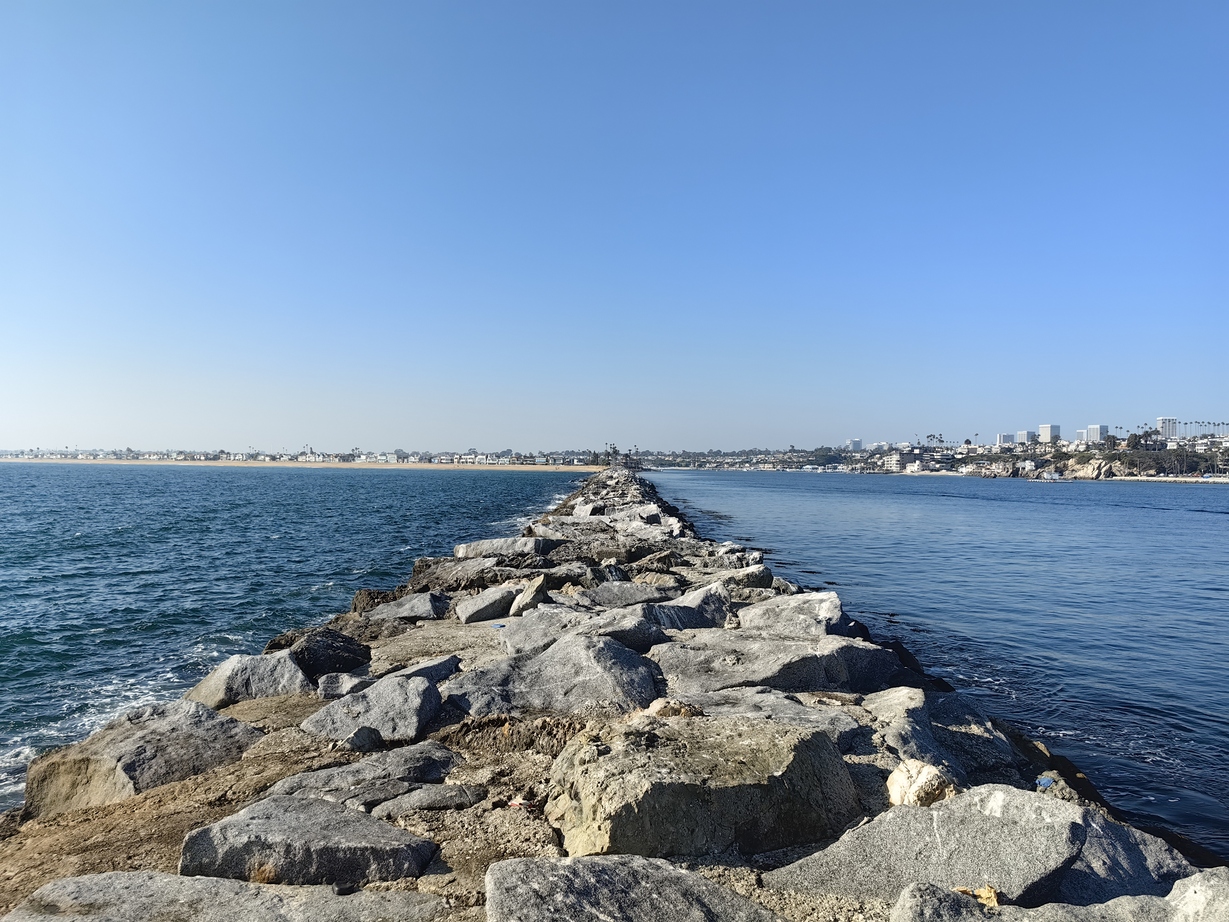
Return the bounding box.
[1,469,1224,921]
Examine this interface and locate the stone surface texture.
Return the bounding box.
[186,650,314,710]
[300,674,441,743]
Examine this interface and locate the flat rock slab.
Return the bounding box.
[575,581,672,609]
[268,741,459,811]
[456,585,518,624]
[372,783,488,818]
[763,784,1088,906]
[5,871,451,922]
[441,634,660,717]
[389,654,463,685]
[22,700,262,819]
[647,582,731,629]
[180,795,438,886]
[683,686,862,751]
[300,674,441,743]
[289,628,371,681]
[366,590,450,621]
[736,591,858,637]
[186,649,314,710]
[486,855,786,922]
[546,715,860,857]
[500,604,669,656]
[317,672,373,700]
[890,867,1229,922]
[454,537,561,558]
[648,632,900,696]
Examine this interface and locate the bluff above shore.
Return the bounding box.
[1,469,1224,921]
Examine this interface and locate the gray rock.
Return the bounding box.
[372,784,487,818]
[646,581,731,629]
[441,635,660,717]
[890,867,1229,922]
[408,555,500,593]
[500,603,669,656]
[388,654,462,685]
[456,585,518,624]
[648,632,900,696]
[860,686,965,780]
[4,871,452,922]
[572,502,606,517]
[289,628,371,681]
[684,686,862,751]
[509,575,550,617]
[21,700,262,819]
[268,741,459,811]
[927,690,1023,782]
[300,674,441,743]
[546,716,860,857]
[186,650,314,710]
[316,672,373,700]
[763,784,1088,906]
[340,726,384,752]
[486,855,787,922]
[179,795,437,886]
[454,537,561,558]
[575,581,671,609]
[366,591,450,622]
[736,591,858,637]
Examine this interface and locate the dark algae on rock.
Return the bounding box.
[2,469,1225,921]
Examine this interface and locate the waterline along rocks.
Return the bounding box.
[1,468,1224,921]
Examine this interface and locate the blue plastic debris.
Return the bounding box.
[1036,777,1055,789]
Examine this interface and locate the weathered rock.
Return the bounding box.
[366,590,450,622]
[886,758,958,806]
[486,854,787,922]
[316,672,372,700]
[509,575,550,617]
[287,628,371,681]
[681,686,862,751]
[441,635,660,717]
[500,604,669,656]
[179,795,437,886]
[408,556,500,593]
[572,502,606,517]
[4,871,451,922]
[456,585,518,624]
[186,650,314,710]
[546,716,861,857]
[890,867,1229,922]
[648,632,900,696]
[389,654,463,685]
[736,591,858,637]
[372,784,488,818]
[22,700,262,819]
[454,537,561,559]
[762,784,1088,906]
[927,691,1024,783]
[646,581,732,629]
[860,686,964,780]
[268,741,459,811]
[300,675,441,743]
[575,581,671,609]
[339,726,384,752]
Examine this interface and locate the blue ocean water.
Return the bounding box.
[0,463,582,811]
[647,470,1229,860]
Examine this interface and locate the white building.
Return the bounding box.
[1087,424,1108,442]
[1039,424,1060,444]
[1017,430,1037,444]
[996,433,1015,446]
[1158,417,1178,439]
[1075,430,1087,442]
[846,439,862,451]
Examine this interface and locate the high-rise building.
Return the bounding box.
[1087,424,1108,442]
[1158,417,1178,439]
[1017,430,1037,444]
[996,433,1015,446]
[1039,424,1060,444]
[846,439,862,451]
[1075,430,1088,442]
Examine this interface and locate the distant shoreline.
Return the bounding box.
[645,467,1229,485]
[0,458,602,473]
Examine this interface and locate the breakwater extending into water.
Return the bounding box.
[1,468,1225,920]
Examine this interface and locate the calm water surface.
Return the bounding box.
[647,470,1229,860]
[0,463,582,810]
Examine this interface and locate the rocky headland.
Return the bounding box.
[1,469,1225,921]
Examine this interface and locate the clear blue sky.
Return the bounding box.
[2,2,1225,453]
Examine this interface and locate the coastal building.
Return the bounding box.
[846,439,862,451]
[1075,430,1087,442]
[883,452,903,472]
[1086,424,1108,443]
[1039,424,1060,444]
[995,433,1014,446]
[1158,417,1178,439]
[1017,430,1037,445]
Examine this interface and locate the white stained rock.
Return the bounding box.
[886,758,958,807]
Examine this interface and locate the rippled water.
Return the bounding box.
[0,463,582,810]
[647,470,1229,861]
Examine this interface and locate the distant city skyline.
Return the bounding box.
[3,4,1225,449]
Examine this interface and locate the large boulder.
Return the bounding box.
[890,867,1229,922]
[22,700,262,819]
[545,715,861,857]
[648,632,900,696]
[388,654,462,685]
[365,591,450,622]
[441,635,660,717]
[289,628,370,681]
[455,585,518,624]
[185,650,313,710]
[860,686,966,780]
[4,871,451,922]
[644,582,732,629]
[179,795,437,887]
[408,556,501,593]
[682,686,862,751]
[736,591,858,637]
[372,783,488,818]
[575,581,671,609]
[762,784,1088,906]
[300,674,441,743]
[454,537,561,559]
[500,604,669,656]
[486,855,786,922]
[267,742,459,812]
